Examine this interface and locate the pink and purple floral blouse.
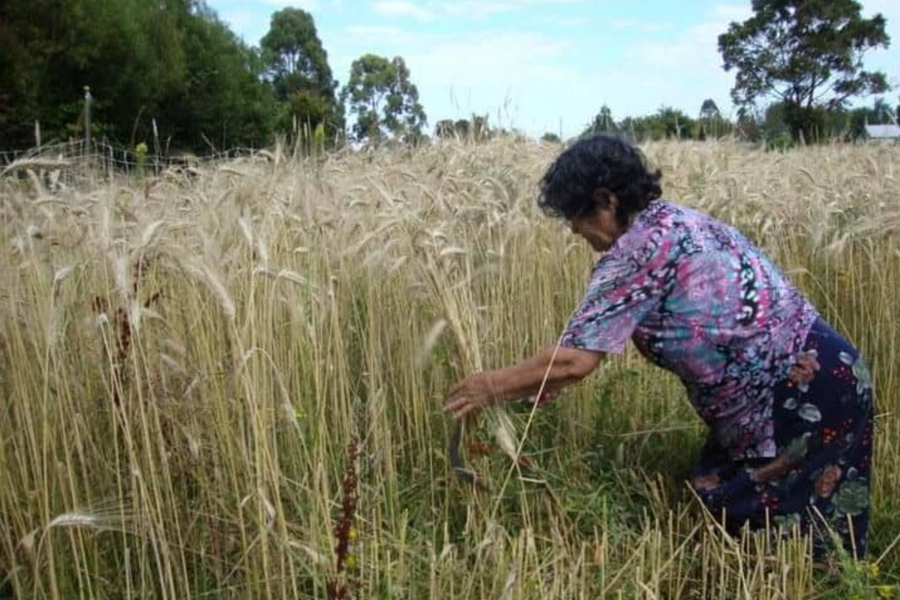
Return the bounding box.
[560,200,819,460]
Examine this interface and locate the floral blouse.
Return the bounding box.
[560,200,819,460]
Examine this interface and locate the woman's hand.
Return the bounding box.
[444,373,497,420]
[443,347,600,420]
[527,387,561,406]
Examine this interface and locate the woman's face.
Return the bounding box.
[567,193,624,252]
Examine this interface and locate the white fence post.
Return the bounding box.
[84,86,92,153]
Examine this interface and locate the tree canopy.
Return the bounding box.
[435,115,492,141]
[719,0,890,141]
[700,99,722,120]
[341,55,427,145]
[583,105,618,137]
[261,8,342,138]
[0,0,276,151]
[0,0,895,154]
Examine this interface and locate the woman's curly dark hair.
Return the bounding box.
[539,134,663,225]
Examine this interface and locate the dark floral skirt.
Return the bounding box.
[691,318,874,558]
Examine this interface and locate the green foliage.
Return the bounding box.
[847,97,897,139]
[656,107,696,139]
[157,4,277,150]
[620,106,698,141]
[261,8,333,100]
[583,105,725,142]
[699,99,721,121]
[434,120,456,139]
[313,123,326,156]
[697,99,735,139]
[341,54,427,146]
[540,132,562,144]
[134,142,148,179]
[0,0,277,152]
[730,103,792,145]
[435,114,492,142]
[280,90,329,133]
[735,97,896,145]
[261,8,342,141]
[733,107,762,141]
[719,0,890,142]
[763,102,795,143]
[0,0,156,147]
[583,105,619,137]
[815,533,896,600]
[583,104,727,142]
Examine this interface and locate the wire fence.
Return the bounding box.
[0,139,274,193]
[2,90,279,186]
[0,138,269,177]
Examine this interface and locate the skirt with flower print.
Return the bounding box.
[690,318,874,558]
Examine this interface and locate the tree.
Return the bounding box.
[261,8,333,99]
[341,54,427,145]
[540,132,562,144]
[261,8,341,138]
[698,99,733,139]
[734,107,764,141]
[719,0,890,142]
[616,107,699,141]
[435,119,457,139]
[434,114,491,141]
[158,4,277,150]
[0,0,277,152]
[846,97,897,138]
[745,100,846,147]
[870,97,895,123]
[0,0,170,147]
[699,99,721,121]
[583,105,617,136]
[761,102,793,146]
[467,115,492,141]
[655,107,696,139]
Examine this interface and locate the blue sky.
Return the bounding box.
[207,0,900,138]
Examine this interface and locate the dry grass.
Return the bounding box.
[0,138,898,599]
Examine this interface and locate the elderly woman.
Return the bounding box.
[444,134,874,558]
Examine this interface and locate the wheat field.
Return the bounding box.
[0,139,898,599]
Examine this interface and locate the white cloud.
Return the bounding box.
[710,4,753,24]
[256,0,318,7]
[614,1,896,118]
[405,32,582,133]
[860,0,900,28]
[628,25,719,69]
[207,0,899,139]
[858,0,900,88]
[211,0,324,42]
[547,16,586,27]
[439,1,516,18]
[610,18,675,33]
[341,23,430,48]
[595,5,756,119]
[412,31,571,84]
[336,26,571,81]
[438,0,583,19]
[330,26,583,133]
[373,1,434,21]
[215,8,273,44]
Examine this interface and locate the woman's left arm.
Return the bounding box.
[443,347,603,420]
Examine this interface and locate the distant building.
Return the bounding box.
[864,124,900,141]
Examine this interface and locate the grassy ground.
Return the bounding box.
[0,139,898,599]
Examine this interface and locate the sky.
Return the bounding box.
[206,0,900,139]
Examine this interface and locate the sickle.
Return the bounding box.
[448,420,490,492]
[448,412,540,492]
